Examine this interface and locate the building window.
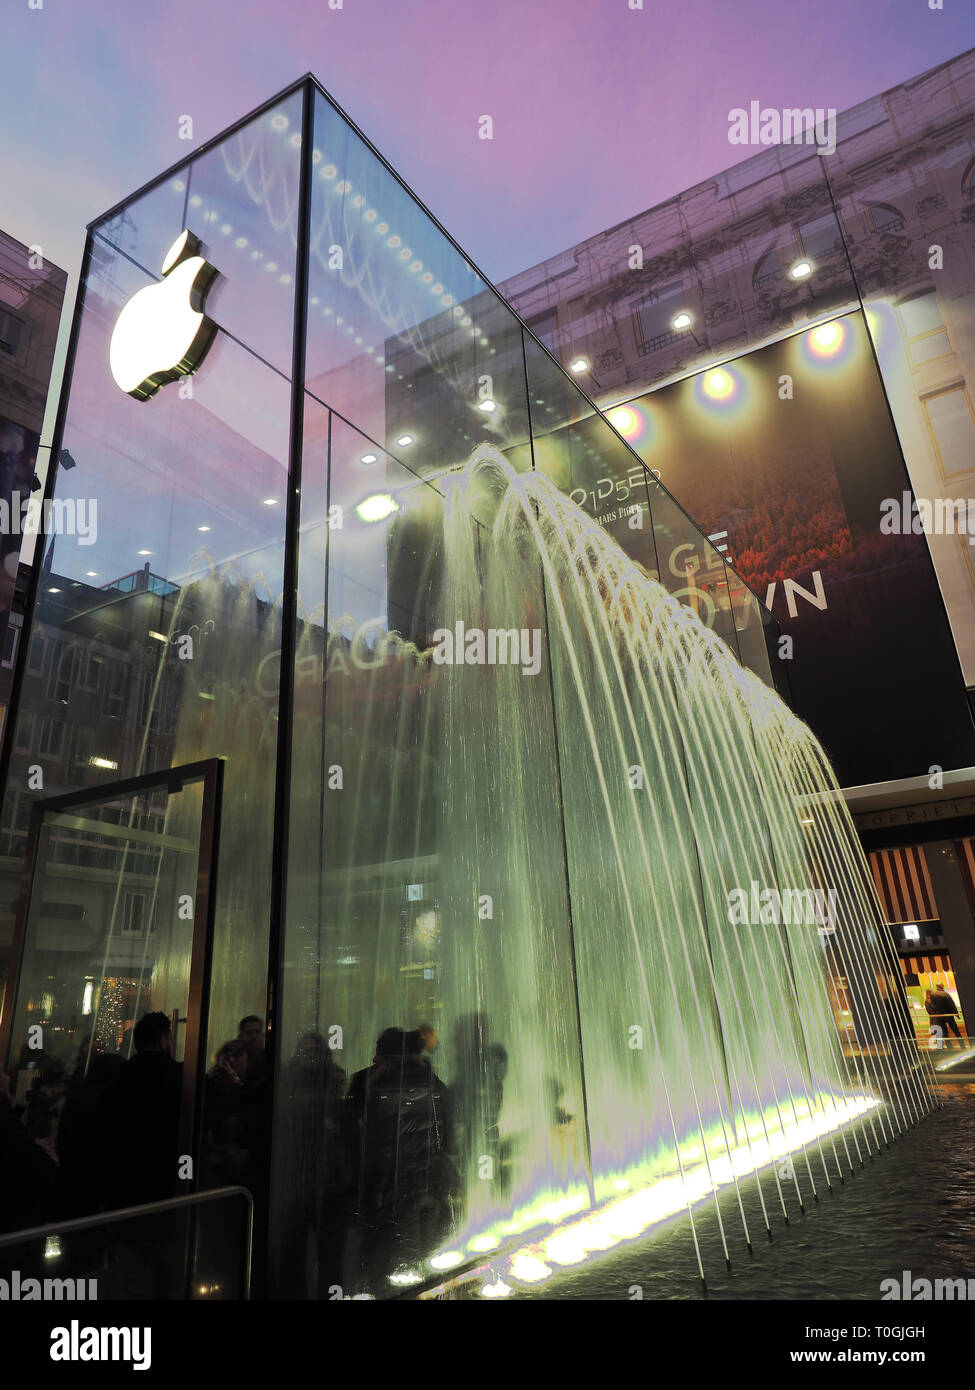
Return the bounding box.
[1,622,19,669]
[896,291,952,366]
[1,790,32,859]
[46,642,77,703]
[105,661,127,718]
[13,711,35,755]
[752,246,782,292]
[962,154,975,201]
[866,201,905,234]
[526,308,559,351]
[797,214,843,262]
[26,633,48,678]
[68,725,89,777]
[121,891,151,935]
[632,283,685,356]
[0,310,24,357]
[78,651,104,693]
[38,716,64,759]
[921,384,975,479]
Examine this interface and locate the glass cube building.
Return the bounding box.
[0,77,930,1300]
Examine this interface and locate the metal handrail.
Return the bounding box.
[0,1184,253,1299]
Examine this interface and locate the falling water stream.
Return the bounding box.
[270,441,935,1295]
[426,444,934,1288]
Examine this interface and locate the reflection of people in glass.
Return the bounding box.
[237,1015,266,1085]
[98,1011,181,1209]
[204,1040,256,1186]
[351,1028,454,1288]
[276,1031,349,1297]
[417,1021,438,1065]
[450,1014,508,1196]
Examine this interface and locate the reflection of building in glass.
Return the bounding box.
[0,229,67,739]
[0,78,935,1301]
[500,48,975,1067]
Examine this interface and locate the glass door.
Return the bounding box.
[0,759,223,1178]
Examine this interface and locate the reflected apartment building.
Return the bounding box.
[0,77,933,1299]
[499,45,975,1052]
[0,230,66,733]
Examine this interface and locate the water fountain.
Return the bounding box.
[421,444,934,1287]
[270,440,935,1295]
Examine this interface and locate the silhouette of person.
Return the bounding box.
[352,1028,454,1287]
[237,1015,267,1087]
[98,1010,182,1210]
[0,1066,60,1236]
[450,1013,508,1194]
[276,1031,350,1296]
[928,982,964,1048]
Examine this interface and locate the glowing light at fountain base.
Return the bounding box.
[421,1094,879,1297]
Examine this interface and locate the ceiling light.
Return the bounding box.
[396,434,414,447]
[569,357,589,374]
[360,453,378,464]
[356,493,399,523]
[671,311,692,331]
[790,259,813,280]
[477,399,497,413]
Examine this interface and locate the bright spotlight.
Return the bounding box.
[790,260,813,280]
[808,321,844,356]
[356,493,398,523]
[702,368,735,400]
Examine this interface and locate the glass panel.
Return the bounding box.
[646,478,738,653]
[304,91,531,475]
[273,398,589,1297]
[0,90,301,1062]
[728,570,775,687]
[93,171,191,290]
[522,330,659,576]
[182,91,303,377]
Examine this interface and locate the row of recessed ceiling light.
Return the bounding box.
[170,111,494,356]
[171,171,495,377]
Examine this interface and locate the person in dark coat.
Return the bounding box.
[97,1011,182,1211]
[0,1067,60,1235]
[353,1028,455,1287]
[928,983,964,1048]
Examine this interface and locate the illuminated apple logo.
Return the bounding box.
[109,230,219,401]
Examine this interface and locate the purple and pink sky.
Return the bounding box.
[3,0,975,442]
